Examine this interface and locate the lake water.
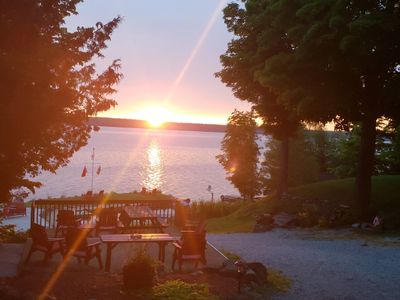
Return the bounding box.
[28,126,239,201]
[4,126,265,230]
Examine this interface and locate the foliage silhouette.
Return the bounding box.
[218,0,400,219]
[0,0,122,202]
[217,110,260,199]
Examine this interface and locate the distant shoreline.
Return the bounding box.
[89,117,228,133]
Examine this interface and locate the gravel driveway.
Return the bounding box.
[207,230,400,300]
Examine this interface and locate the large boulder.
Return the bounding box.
[253,213,274,232]
[273,212,296,228]
[244,262,268,285]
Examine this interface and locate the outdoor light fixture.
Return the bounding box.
[234,260,247,294]
[207,185,214,201]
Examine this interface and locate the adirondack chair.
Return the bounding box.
[65,228,103,269]
[95,207,118,236]
[55,210,81,237]
[182,220,206,233]
[172,230,207,271]
[25,223,64,264]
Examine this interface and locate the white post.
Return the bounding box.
[91,147,95,192]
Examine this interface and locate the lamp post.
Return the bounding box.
[207,185,214,202]
[234,260,247,294]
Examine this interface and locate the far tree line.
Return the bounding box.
[218,112,400,197]
[216,0,400,221]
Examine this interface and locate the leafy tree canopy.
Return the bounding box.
[217,110,260,199]
[254,0,400,126]
[216,1,300,140]
[0,0,122,202]
[221,0,400,218]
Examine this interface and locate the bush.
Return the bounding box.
[188,200,244,221]
[123,248,156,291]
[152,280,218,300]
[0,224,28,243]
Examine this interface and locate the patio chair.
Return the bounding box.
[119,208,132,227]
[182,220,206,234]
[25,223,64,264]
[172,230,207,271]
[65,228,103,269]
[55,210,82,237]
[95,207,118,236]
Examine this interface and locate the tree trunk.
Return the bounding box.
[355,113,377,221]
[277,136,289,199]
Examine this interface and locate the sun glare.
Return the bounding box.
[142,106,171,127]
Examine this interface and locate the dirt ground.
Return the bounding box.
[0,238,241,300]
[0,262,240,299]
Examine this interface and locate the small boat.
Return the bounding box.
[1,201,26,218]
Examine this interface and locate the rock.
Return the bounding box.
[214,260,268,288]
[215,260,238,278]
[253,213,275,232]
[256,213,274,225]
[243,270,258,285]
[253,223,274,232]
[274,212,296,228]
[246,262,268,285]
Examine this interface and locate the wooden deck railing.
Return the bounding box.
[30,199,177,229]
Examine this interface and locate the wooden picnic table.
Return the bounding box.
[100,233,177,272]
[119,205,168,233]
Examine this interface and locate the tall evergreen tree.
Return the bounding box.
[0,0,122,202]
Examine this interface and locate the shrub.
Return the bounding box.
[188,201,244,221]
[152,280,218,300]
[267,268,292,293]
[0,224,28,243]
[123,248,156,291]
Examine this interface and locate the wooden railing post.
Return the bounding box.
[31,199,177,230]
[30,201,35,229]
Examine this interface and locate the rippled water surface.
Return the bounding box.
[30,126,239,201]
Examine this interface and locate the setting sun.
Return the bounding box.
[142,106,172,127]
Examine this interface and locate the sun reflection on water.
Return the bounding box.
[141,140,163,190]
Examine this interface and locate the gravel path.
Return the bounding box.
[207,230,400,300]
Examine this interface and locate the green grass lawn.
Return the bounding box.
[207,175,400,233]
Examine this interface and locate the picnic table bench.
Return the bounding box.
[118,205,168,233]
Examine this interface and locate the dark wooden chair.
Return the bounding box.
[95,207,118,236]
[182,220,206,233]
[65,228,103,269]
[119,208,132,227]
[25,223,64,264]
[172,230,207,271]
[55,210,81,237]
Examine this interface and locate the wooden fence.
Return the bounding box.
[30,199,177,229]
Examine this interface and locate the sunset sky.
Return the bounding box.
[67,0,251,125]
